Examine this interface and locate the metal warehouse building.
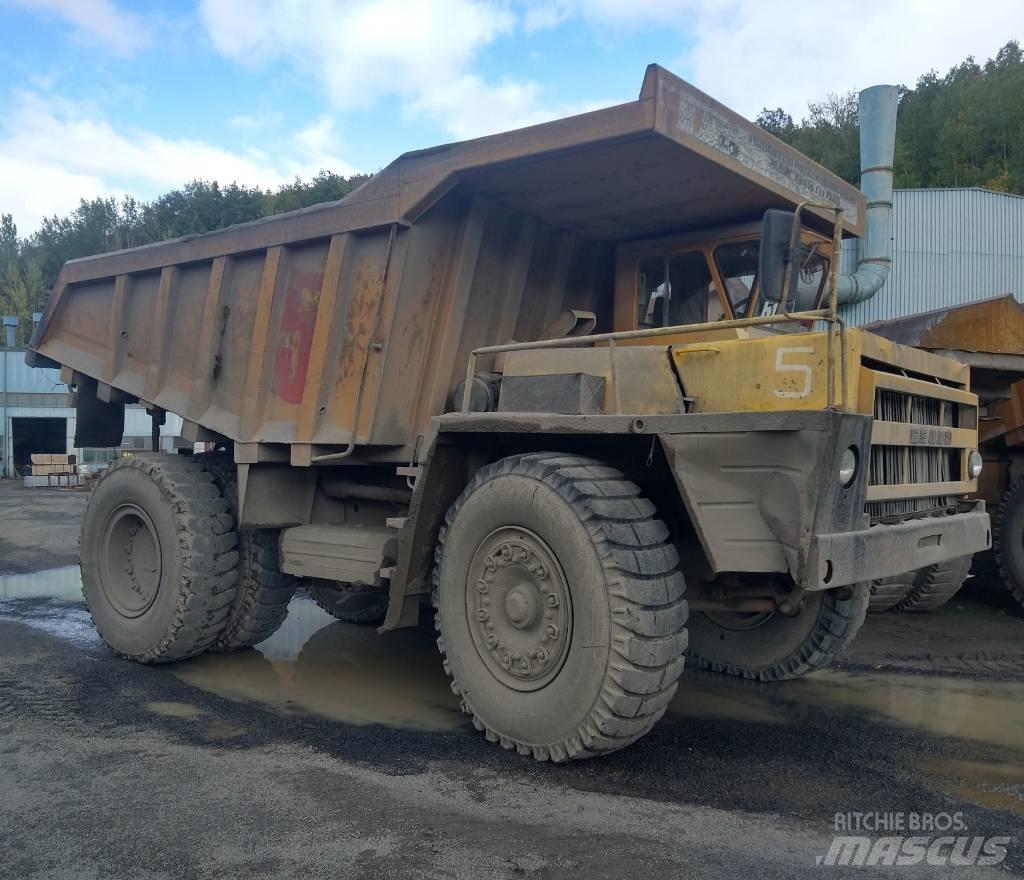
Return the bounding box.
[841,188,1024,325]
[1,336,184,478]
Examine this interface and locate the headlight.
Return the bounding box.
[968,450,983,479]
[839,446,858,487]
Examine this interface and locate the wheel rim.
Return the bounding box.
[100,503,162,618]
[466,527,572,692]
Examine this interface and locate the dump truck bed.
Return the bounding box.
[27,65,863,461]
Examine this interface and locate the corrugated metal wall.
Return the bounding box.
[841,188,1024,325]
[1,351,66,393]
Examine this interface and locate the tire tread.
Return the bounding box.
[432,452,687,762]
[81,454,239,663]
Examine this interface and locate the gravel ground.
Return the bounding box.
[1,479,1022,879]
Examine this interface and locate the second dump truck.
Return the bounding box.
[27,66,990,760]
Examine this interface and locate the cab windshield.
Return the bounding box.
[715,238,830,317]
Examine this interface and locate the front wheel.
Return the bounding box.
[433,453,688,762]
[687,584,869,681]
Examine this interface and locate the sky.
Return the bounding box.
[0,0,1020,234]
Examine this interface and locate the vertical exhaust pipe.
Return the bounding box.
[837,84,898,304]
[2,316,17,349]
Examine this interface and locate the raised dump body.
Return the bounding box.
[28,65,863,465]
[27,66,990,763]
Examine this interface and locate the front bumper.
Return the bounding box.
[801,505,991,590]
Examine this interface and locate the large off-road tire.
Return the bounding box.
[994,477,1024,610]
[196,454,297,651]
[308,580,390,625]
[433,452,688,762]
[868,574,915,612]
[687,584,869,681]
[80,454,238,663]
[892,556,972,612]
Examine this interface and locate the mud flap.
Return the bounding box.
[73,376,125,448]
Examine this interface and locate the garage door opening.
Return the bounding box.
[12,417,67,475]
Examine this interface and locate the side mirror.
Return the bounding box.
[758,209,799,306]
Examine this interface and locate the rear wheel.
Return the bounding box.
[80,454,238,663]
[687,584,869,681]
[196,454,298,651]
[308,580,389,625]
[995,477,1024,610]
[433,453,688,762]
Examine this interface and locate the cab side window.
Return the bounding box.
[637,258,667,328]
[668,252,717,325]
[713,240,759,318]
[636,251,718,328]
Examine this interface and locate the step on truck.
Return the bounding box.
[27,65,991,761]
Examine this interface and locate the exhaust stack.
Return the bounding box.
[2,316,17,349]
[837,84,898,305]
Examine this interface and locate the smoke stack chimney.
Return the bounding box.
[2,316,17,349]
[836,84,898,304]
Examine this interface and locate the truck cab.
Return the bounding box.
[615,222,833,332]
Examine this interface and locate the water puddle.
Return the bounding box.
[173,598,467,733]
[5,571,1023,752]
[0,566,82,600]
[145,699,247,740]
[670,669,1024,754]
[913,756,1024,815]
[146,701,204,719]
[0,566,97,646]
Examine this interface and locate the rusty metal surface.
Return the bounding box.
[30,65,861,292]
[863,294,1024,355]
[27,65,864,460]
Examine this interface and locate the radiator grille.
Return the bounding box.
[868,387,958,523]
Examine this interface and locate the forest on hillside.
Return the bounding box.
[757,40,1024,193]
[1,40,1021,333]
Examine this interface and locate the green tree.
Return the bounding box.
[757,40,1024,194]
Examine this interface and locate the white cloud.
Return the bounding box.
[522,0,1024,118]
[198,0,577,139]
[0,91,359,233]
[14,0,154,56]
[678,0,1023,119]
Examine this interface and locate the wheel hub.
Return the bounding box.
[467,527,572,691]
[504,584,538,628]
[100,504,161,618]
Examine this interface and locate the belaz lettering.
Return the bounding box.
[908,427,953,446]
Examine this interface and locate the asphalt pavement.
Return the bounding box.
[1,481,1022,879]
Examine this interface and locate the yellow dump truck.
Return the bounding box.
[27,65,990,761]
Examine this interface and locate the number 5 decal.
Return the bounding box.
[775,347,814,398]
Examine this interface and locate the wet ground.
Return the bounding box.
[2,481,1024,878]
